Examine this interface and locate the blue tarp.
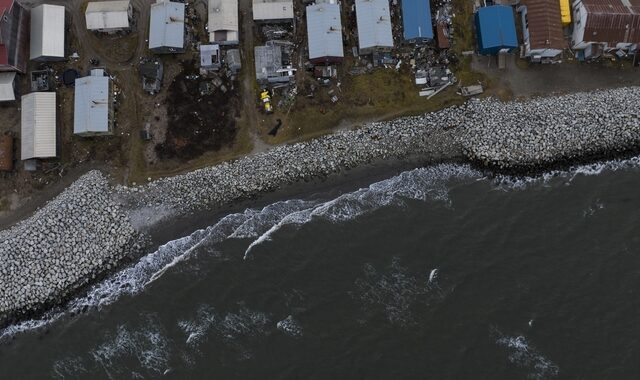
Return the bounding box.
[475,5,517,55]
[401,0,433,41]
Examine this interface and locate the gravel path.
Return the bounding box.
[2,87,639,325]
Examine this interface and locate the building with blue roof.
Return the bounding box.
[475,5,517,55]
[401,0,433,42]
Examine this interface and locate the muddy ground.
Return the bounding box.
[155,60,240,161]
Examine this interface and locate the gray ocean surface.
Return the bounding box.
[1,158,640,379]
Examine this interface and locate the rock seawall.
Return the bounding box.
[0,171,144,325]
[2,87,640,326]
[457,87,640,171]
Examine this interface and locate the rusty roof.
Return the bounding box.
[522,0,565,50]
[580,0,640,45]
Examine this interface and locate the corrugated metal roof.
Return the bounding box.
[306,3,344,60]
[86,0,130,30]
[30,5,65,59]
[0,72,15,101]
[209,0,239,43]
[475,5,517,54]
[0,0,12,15]
[355,0,393,50]
[401,0,433,40]
[149,0,185,50]
[74,69,111,135]
[521,0,565,50]
[21,92,56,160]
[580,0,640,45]
[253,0,293,20]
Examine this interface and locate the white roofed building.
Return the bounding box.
[355,0,393,54]
[30,4,65,61]
[74,69,113,136]
[208,0,239,45]
[253,0,293,23]
[306,3,344,64]
[149,0,185,53]
[0,72,15,102]
[21,92,56,160]
[200,44,221,70]
[86,0,132,33]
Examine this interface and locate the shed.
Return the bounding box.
[149,0,185,53]
[355,0,393,54]
[226,49,242,73]
[30,4,65,61]
[208,0,239,44]
[255,43,294,83]
[86,0,132,32]
[253,0,293,22]
[200,44,221,69]
[74,69,113,136]
[475,5,517,55]
[306,3,344,64]
[401,0,433,41]
[139,60,163,92]
[21,92,56,160]
[0,72,15,101]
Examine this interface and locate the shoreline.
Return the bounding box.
[2,87,640,330]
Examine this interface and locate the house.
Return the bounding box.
[401,0,433,42]
[0,0,29,72]
[74,69,113,136]
[85,0,132,33]
[518,0,565,61]
[21,92,56,160]
[572,0,640,59]
[355,0,393,54]
[306,3,344,64]
[139,59,163,93]
[475,5,517,55]
[252,0,293,23]
[30,5,65,61]
[0,72,15,101]
[149,0,185,54]
[200,44,221,70]
[255,42,295,84]
[208,0,239,44]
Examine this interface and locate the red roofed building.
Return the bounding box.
[572,0,640,59]
[0,0,29,72]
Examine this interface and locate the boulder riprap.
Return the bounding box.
[2,87,640,325]
[0,171,144,325]
[457,87,640,170]
[120,87,640,216]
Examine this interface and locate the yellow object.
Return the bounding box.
[559,0,571,26]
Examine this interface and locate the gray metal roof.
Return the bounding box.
[355,0,393,50]
[252,0,294,20]
[254,44,282,81]
[74,69,111,135]
[149,0,185,50]
[0,72,15,101]
[200,44,221,67]
[30,4,65,59]
[306,3,344,60]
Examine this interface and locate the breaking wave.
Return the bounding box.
[3,156,640,340]
[494,329,559,380]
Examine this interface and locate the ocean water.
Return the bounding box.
[2,159,640,379]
